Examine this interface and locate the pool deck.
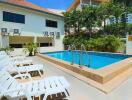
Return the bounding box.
[37,53,132,93]
[16,56,132,100]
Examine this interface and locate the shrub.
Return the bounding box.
[63,35,122,52]
[1,96,9,100]
[23,43,37,56]
[0,47,14,54]
[102,35,122,52]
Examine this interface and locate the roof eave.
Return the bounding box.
[67,0,108,12]
[67,0,80,12]
[0,1,64,18]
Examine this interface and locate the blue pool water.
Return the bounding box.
[43,51,131,69]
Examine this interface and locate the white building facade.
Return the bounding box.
[0,0,65,54]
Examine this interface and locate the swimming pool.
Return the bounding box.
[44,51,131,69]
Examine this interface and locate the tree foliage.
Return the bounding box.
[63,35,122,52]
[63,1,132,36]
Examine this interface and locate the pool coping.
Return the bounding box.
[37,53,132,93]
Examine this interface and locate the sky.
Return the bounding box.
[27,0,73,10]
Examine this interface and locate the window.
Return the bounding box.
[46,19,57,28]
[56,32,60,39]
[3,11,25,24]
[40,43,52,47]
[10,44,23,48]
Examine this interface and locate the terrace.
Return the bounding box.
[0,0,132,100]
[7,56,132,100]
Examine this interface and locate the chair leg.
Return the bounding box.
[64,91,68,97]
[27,96,32,100]
[38,71,42,77]
[55,93,58,97]
[60,92,63,96]
[50,95,52,99]
[43,94,48,100]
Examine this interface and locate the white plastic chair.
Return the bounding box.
[0,71,70,100]
[3,63,44,78]
[43,76,70,100]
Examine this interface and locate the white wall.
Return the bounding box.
[126,35,132,55]
[0,3,65,53]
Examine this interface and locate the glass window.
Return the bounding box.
[3,11,25,24]
[40,43,52,47]
[46,19,57,28]
[10,44,23,48]
[56,32,60,39]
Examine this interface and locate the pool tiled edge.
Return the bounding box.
[37,53,132,93]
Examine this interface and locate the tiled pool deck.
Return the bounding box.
[37,53,132,93]
[29,56,132,100]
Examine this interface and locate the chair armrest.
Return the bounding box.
[4,86,25,94]
[13,73,32,80]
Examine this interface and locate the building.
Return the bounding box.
[67,0,108,12]
[67,0,132,24]
[0,0,64,54]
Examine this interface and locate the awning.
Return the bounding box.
[37,37,53,43]
[128,35,132,41]
[9,36,34,44]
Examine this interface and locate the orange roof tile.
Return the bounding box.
[1,0,63,17]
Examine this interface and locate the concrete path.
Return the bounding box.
[31,56,132,100]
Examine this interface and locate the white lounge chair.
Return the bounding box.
[0,51,7,55]
[2,63,44,78]
[0,71,70,100]
[0,55,43,78]
[14,64,44,78]
[12,59,33,66]
[43,76,70,100]
[0,52,33,66]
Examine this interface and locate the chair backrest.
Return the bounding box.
[0,51,7,55]
[0,55,10,70]
[0,71,19,94]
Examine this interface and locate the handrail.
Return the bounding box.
[79,44,90,67]
[68,44,76,65]
[68,45,71,51]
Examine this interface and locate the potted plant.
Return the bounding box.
[23,43,37,56]
[1,96,9,100]
[0,47,14,55]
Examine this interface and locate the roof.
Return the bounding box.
[47,9,65,15]
[0,0,63,17]
[67,0,108,12]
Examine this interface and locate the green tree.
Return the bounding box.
[63,10,83,35]
[63,12,72,35]
[96,2,111,30]
[82,5,97,36]
[112,0,132,7]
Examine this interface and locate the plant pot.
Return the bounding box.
[1,96,9,100]
[29,52,33,56]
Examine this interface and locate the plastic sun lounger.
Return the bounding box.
[43,76,70,100]
[10,56,26,61]
[15,64,44,77]
[0,55,33,66]
[0,51,7,55]
[0,71,70,100]
[0,53,33,66]
[4,63,44,78]
[12,59,33,66]
[0,55,43,78]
